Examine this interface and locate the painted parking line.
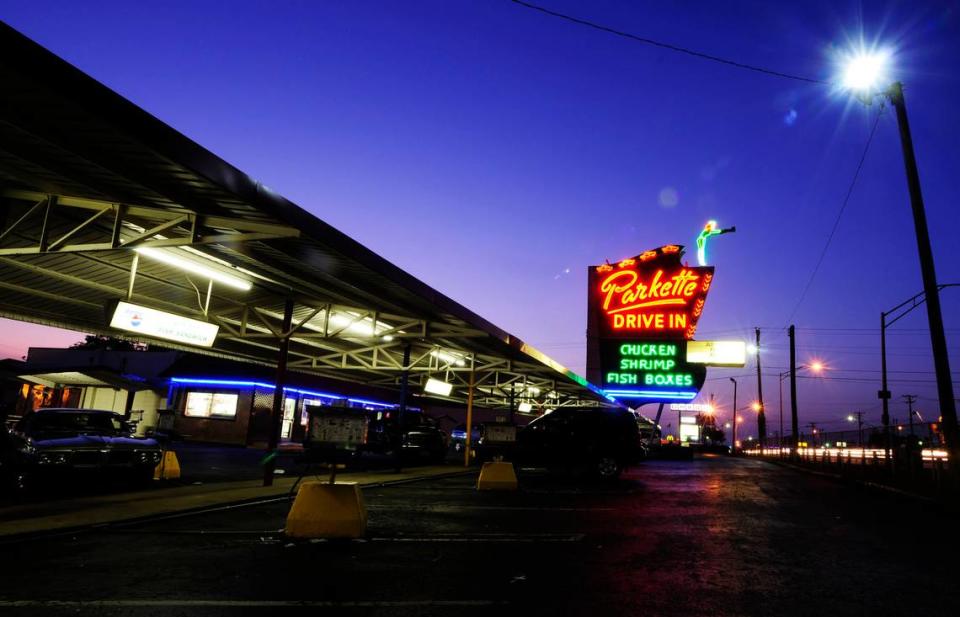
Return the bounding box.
[0,600,504,608]
[368,533,584,543]
[366,504,614,512]
[94,531,585,542]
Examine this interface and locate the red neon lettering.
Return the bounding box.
[612,313,688,331]
[599,268,699,313]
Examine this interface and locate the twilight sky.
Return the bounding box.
[2,0,958,437]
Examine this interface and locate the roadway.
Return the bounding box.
[1,455,956,616]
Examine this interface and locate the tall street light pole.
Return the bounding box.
[843,54,959,466]
[887,83,958,463]
[880,284,958,468]
[780,362,824,458]
[847,411,865,448]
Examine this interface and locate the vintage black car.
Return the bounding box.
[3,408,163,489]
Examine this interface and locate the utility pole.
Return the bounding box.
[789,325,799,458]
[807,422,819,448]
[903,394,918,440]
[889,82,958,465]
[880,311,892,469]
[755,327,766,448]
[850,411,865,448]
[729,377,737,454]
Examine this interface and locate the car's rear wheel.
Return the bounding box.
[595,454,622,481]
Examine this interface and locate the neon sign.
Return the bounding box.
[599,339,706,402]
[696,220,735,266]
[589,245,714,340]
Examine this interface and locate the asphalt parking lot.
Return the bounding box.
[2,455,958,617]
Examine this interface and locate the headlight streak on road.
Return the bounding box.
[744,447,948,462]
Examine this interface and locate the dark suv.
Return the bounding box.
[516,408,645,480]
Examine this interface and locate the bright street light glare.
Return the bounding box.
[841,50,890,93]
[809,361,825,374]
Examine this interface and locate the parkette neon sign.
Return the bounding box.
[590,245,714,340]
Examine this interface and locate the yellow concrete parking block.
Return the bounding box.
[153,451,181,480]
[285,482,367,539]
[476,461,518,490]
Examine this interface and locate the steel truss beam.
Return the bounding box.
[0,189,300,255]
[0,192,610,409]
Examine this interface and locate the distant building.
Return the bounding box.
[9,347,502,447]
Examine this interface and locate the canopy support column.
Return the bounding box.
[394,343,411,473]
[464,367,475,467]
[263,298,294,487]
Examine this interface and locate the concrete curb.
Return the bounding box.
[0,467,475,543]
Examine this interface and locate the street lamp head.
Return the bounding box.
[751,401,762,412]
[809,360,825,374]
[840,49,891,95]
[847,414,855,422]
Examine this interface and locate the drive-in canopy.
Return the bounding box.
[0,22,615,413]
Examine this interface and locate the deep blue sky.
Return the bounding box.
[2,1,958,437]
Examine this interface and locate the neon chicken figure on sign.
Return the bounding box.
[696,220,736,267]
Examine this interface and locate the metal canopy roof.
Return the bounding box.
[0,22,614,412]
[19,368,153,391]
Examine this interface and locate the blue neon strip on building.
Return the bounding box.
[168,377,397,408]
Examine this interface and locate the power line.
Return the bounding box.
[508,0,826,84]
[783,104,885,326]
[791,327,960,333]
[753,326,960,333]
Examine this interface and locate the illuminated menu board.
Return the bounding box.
[599,340,706,401]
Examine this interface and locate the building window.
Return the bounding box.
[184,392,238,419]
